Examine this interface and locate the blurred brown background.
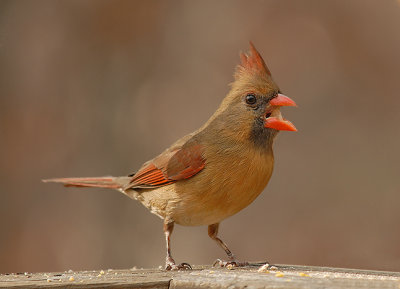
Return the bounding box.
[1,0,400,274]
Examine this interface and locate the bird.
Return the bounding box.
[43,42,297,270]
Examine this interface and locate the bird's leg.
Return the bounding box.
[208,223,248,268]
[163,221,192,270]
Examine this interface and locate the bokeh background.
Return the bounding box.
[1,0,400,274]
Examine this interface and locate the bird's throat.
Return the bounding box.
[250,117,277,149]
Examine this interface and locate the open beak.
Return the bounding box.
[264,117,297,131]
[269,94,297,107]
[264,94,297,131]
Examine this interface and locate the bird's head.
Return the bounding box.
[209,42,297,147]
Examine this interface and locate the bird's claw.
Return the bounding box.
[212,259,249,268]
[257,261,278,271]
[165,262,192,271]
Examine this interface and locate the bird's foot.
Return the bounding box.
[165,262,192,271]
[212,259,249,269]
[257,261,278,272]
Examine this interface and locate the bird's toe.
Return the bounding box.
[165,262,192,271]
[212,259,249,268]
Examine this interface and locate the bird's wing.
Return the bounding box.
[125,139,205,190]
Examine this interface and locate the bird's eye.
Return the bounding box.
[245,94,257,105]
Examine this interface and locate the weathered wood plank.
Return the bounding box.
[0,268,172,289]
[1,264,399,289]
[171,264,400,289]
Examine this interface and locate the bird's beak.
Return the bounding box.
[264,94,297,131]
[264,117,297,131]
[269,94,297,107]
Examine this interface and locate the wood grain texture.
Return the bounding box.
[1,264,400,289]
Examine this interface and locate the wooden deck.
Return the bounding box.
[1,263,400,288]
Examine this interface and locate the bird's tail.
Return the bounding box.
[42,176,131,190]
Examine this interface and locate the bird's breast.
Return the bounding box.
[167,146,274,226]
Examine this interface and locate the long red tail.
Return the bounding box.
[42,176,130,189]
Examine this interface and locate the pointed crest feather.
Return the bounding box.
[236,42,271,79]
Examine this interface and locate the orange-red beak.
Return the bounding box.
[264,117,297,131]
[264,94,297,131]
[269,94,297,107]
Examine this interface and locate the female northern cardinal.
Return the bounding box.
[44,42,296,270]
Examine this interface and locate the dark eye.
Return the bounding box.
[245,94,257,105]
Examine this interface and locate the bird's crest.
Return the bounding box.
[235,42,272,79]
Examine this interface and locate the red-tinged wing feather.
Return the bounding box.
[128,163,175,189]
[126,140,205,190]
[165,144,205,180]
